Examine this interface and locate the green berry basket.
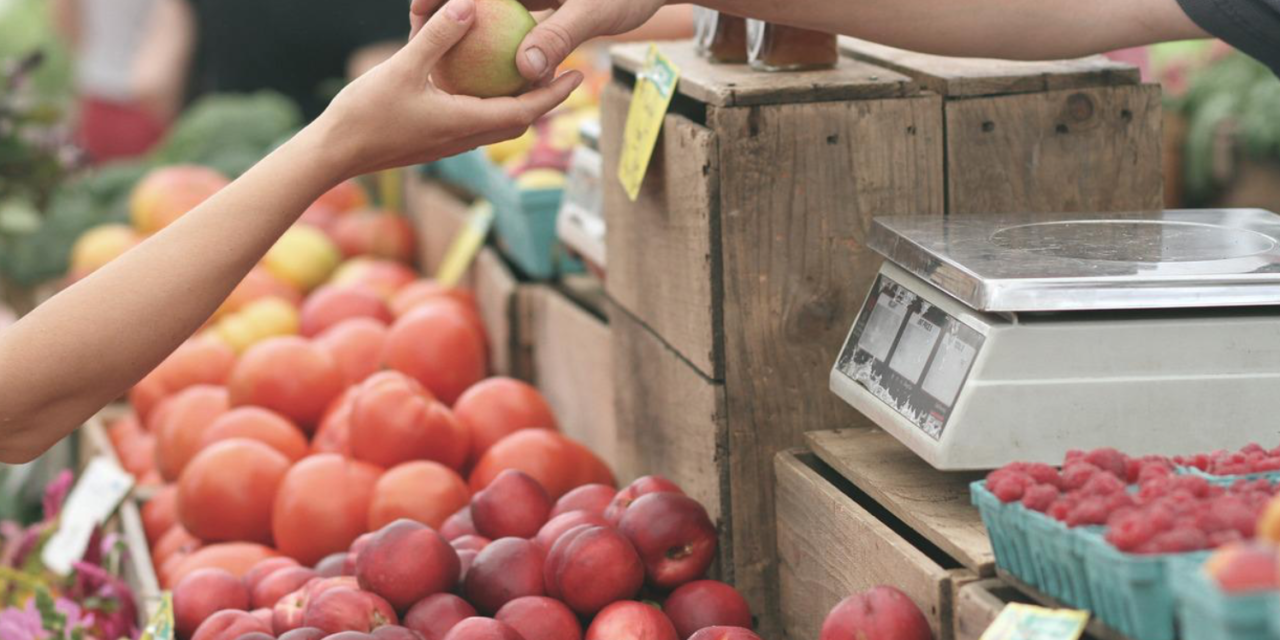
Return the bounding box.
[1172,556,1275,640]
[1176,466,1280,485]
[1078,529,1211,640]
[971,482,1046,593]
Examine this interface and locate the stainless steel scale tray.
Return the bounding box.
[869,209,1280,313]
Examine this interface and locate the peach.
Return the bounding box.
[303,587,398,635]
[585,602,678,640]
[620,493,716,590]
[464,537,545,614]
[404,594,477,640]
[534,511,608,553]
[551,484,616,519]
[663,580,752,639]
[689,628,763,640]
[546,525,643,616]
[819,586,932,640]
[471,470,552,539]
[495,596,582,640]
[174,569,250,640]
[191,610,270,640]
[605,476,683,527]
[441,507,478,540]
[441,618,525,640]
[433,0,536,98]
[356,519,461,611]
[253,566,319,610]
[264,225,342,292]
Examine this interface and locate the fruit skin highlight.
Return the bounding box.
[433,0,537,98]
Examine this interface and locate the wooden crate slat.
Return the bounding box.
[806,427,995,574]
[945,85,1164,215]
[406,174,472,276]
[711,92,945,622]
[996,569,1131,640]
[602,83,723,379]
[954,579,1012,640]
[839,38,1140,97]
[472,248,520,378]
[610,41,917,108]
[776,450,959,640]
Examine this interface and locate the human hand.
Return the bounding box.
[307,0,583,181]
[409,0,667,82]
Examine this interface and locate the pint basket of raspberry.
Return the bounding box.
[1174,444,1280,485]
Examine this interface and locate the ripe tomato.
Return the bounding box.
[227,336,344,432]
[313,179,369,213]
[316,318,388,386]
[454,377,558,464]
[217,267,303,320]
[167,542,279,588]
[312,389,355,456]
[200,407,309,462]
[152,524,202,570]
[155,385,230,482]
[178,439,291,544]
[389,280,479,321]
[382,302,487,406]
[142,485,179,546]
[348,371,469,470]
[299,285,392,338]
[130,338,236,422]
[368,461,471,530]
[272,454,382,566]
[329,258,417,301]
[470,430,616,499]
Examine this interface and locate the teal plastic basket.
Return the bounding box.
[1173,556,1275,640]
[1078,529,1211,640]
[1270,593,1280,638]
[971,482,1045,591]
[1176,465,1280,485]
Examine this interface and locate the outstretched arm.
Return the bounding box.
[0,0,582,464]
[412,0,1207,83]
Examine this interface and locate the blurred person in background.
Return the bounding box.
[52,0,168,162]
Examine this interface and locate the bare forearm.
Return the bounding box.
[0,126,342,462]
[695,0,1206,60]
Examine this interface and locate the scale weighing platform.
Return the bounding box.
[830,209,1280,470]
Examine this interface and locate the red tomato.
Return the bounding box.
[312,389,355,456]
[348,371,469,470]
[167,543,279,588]
[227,336,344,432]
[470,430,616,499]
[313,179,369,213]
[142,484,179,545]
[368,461,471,531]
[382,302,487,405]
[330,211,417,263]
[389,280,479,320]
[158,338,238,394]
[200,407,309,462]
[316,318,388,386]
[329,258,417,301]
[272,454,382,566]
[454,377,558,464]
[155,385,230,482]
[178,439,291,544]
[299,285,392,338]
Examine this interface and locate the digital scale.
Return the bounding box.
[830,209,1280,470]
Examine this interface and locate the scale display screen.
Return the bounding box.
[836,274,986,439]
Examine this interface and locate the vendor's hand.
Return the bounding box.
[310,0,583,181]
[410,0,667,82]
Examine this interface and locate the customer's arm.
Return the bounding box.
[0,0,582,464]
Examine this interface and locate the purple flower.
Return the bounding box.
[0,603,47,640]
[42,471,74,521]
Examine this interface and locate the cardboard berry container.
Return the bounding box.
[1078,529,1210,640]
[1172,556,1275,640]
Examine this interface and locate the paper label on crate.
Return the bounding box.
[140,592,175,640]
[42,456,134,575]
[980,603,1089,640]
[435,200,495,288]
[618,44,681,202]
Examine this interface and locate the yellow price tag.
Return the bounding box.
[140,592,174,640]
[980,603,1090,640]
[618,44,681,202]
[435,201,494,288]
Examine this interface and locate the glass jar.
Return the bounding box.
[694,8,748,64]
[747,20,838,71]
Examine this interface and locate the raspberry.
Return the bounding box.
[1085,448,1130,479]
[1148,528,1209,554]
[1061,462,1101,491]
[1208,529,1244,548]
[1255,457,1280,472]
[1022,463,1062,488]
[1048,499,1075,522]
[1081,472,1126,497]
[1202,497,1255,537]
[992,473,1035,503]
[1107,513,1156,551]
[1104,491,1136,512]
[1138,476,1174,502]
[1171,475,1211,499]
[1137,463,1173,484]
[1106,506,1137,526]
[1021,484,1060,513]
[1066,498,1109,527]
[1064,449,1087,466]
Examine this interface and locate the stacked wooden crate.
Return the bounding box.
[601,40,1162,636]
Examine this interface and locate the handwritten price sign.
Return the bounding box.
[618,45,681,202]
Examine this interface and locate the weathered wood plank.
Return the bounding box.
[610,41,917,108]
[839,38,1140,97]
[711,93,945,633]
[405,173,472,276]
[609,305,726,532]
[602,82,722,379]
[997,570,1131,640]
[527,287,618,471]
[807,427,994,574]
[472,248,520,378]
[776,450,957,640]
[945,84,1164,215]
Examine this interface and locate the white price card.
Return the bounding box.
[42,456,134,575]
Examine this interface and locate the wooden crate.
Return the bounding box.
[601,40,1163,632]
[520,284,619,471]
[775,449,977,640]
[954,578,1120,640]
